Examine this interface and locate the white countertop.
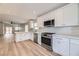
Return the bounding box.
[15,32,29,34]
[54,33,79,39]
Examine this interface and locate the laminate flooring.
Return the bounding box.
[0,34,58,56]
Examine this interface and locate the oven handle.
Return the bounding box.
[41,36,52,39]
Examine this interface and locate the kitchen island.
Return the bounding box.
[15,32,34,42]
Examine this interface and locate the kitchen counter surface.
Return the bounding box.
[15,32,29,34]
[54,33,79,39]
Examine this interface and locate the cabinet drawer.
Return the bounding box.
[70,39,79,44]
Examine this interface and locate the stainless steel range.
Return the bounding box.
[41,32,55,51]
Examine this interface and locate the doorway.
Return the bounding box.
[6,27,12,34]
[4,27,14,42]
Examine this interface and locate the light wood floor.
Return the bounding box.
[0,34,58,56]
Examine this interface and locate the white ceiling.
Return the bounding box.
[0,3,67,23]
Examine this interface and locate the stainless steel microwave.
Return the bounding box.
[44,19,55,27]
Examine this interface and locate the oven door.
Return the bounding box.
[41,36,51,46]
[41,36,52,51]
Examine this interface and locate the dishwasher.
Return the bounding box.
[34,33,38,44]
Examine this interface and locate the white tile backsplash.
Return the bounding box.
[38,26,79,34]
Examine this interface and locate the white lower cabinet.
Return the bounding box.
[70,39,79,56]
[53,35,69,56]
[53,35,79,56]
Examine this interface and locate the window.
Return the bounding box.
[30,21,34,28]
[34,22,38,30]
[25,25,28,32]
[15,27,19,30]
[15,27,22,31]
[6,27,12,34]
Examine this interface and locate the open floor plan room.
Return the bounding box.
[0,3,79,56]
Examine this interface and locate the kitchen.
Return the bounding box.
[0,3,79,56]
[36,3,79,56]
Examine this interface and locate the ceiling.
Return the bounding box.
[0,3,67,23]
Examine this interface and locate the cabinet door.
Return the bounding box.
[54,7,64,26]
[70,39,79,56]
[60,38,69,56]
[37,17,44,28]
[63,4,78,26]
[50,11,55,19]
[53,36,62,54]
[43,13,51,21]
[53,36,69,56]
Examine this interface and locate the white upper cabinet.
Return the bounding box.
[37,3,79,27]
[37,16,44,28]
[43,12,54,21]
[63,4,78,26]
[54,7,64,26]
[37,11,55,28]
[54,3,79,27]
[50,11,55,19]
[37,14,47,28]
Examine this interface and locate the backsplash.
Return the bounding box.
[38,26,79,34]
